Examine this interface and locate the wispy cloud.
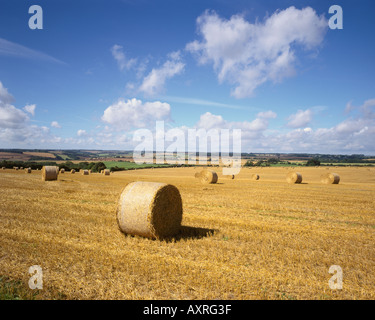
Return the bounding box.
[111,44,137,71]
[160,95,251,110]
[139,51,185,96]
[0,38,66,65]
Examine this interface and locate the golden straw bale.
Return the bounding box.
[82,169,89,175]
[321,172,340,184]
[251,174,260,180]
[42,166,58,181]
[117,181,183,239]
[103,169,110,175]
[25,168,32,173]
[60,168,65,174]
[199,170,218,184]
[71,169,76,174]
[286,172,302,184]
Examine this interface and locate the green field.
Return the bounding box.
[103,161,173,170]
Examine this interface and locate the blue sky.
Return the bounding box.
[0,0,375,154]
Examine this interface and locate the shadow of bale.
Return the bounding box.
[162,225,217,242]
[118,225,217,242]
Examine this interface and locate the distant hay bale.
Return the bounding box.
[25,168,31,173]
[226,174,235,179]
[100,170,103,174]
[14,167,19,170]
[103,169,110,175]
[42,166,58,181]
[286,172,302,184]
[71,169,76,174]
[2,167,5,170]
[117,181,183,239]
[251,174,260,180]
[199,170,218,184]
[82,169,89,175]
[60,168,65,174]
[321,172,340,184]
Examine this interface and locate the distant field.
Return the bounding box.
[1,166,374,300]
[103,160,172,169]
[0,152,30,161]
[23,152,56,158]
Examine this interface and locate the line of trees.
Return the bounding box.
[0,160,107,173]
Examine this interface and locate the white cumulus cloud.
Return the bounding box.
[186,7,327,98]
[51,121,61,128]
[0,81,14,104]
[77,129,87,137]
[23,104,36,116]
[101,98,171,130]
[0,82,29,129]
[287,109,313,128]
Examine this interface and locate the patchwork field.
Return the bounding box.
[0,166,374,300]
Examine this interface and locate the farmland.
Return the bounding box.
[0,166,374,300]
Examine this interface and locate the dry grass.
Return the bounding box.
[0,166,374,300]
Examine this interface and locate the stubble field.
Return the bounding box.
[0,166,374,299]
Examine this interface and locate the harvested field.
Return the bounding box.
[23,152,56,159]
[0,166,374,299]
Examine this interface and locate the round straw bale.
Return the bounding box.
[82,169,89,175]
[103,169,110,175]
[199,170,218,184]
[117,181,183,239]
[321,172,340,184]
[251,174,260,180]
[226,174,235,179]
[286,172,302,184]
[60,168,65,174]
[42,166,58,181]
[70,169,76,174]
[25,168,32,173]
[2,167,5,170]
[14,167,19,170]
